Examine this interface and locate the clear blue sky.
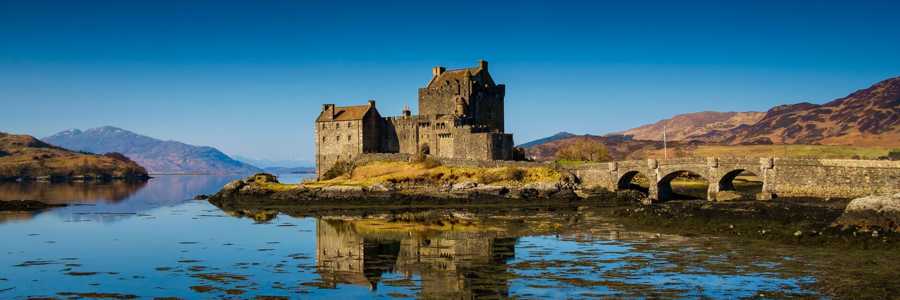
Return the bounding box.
[2,0,899,162]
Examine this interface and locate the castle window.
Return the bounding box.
[336,135,340,142]
[336,123,340,129]
[347,135,351,141]
[322,136,326,142]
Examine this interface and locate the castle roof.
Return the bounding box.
[316,104,372,122]
[425,61,495,89]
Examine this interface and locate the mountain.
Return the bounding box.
[523,134,665,161]
[517,132,576,148]
[261,166,316,174]
[690,76,900,146]
[43,126,261,175]
[0,132,148,181]
[232,155,313,169]
[620,111,765,141]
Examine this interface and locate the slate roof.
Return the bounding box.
[426,64,494,89]
[317,104,372,122]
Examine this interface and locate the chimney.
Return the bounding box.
[402,104,411,117]
[478,60,488,71]
[432,66,445,77]
[368,99,376,107]
[322,104,335,120]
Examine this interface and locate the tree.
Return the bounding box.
[556,138,611,162]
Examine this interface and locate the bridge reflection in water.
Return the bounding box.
[315,218,516,298]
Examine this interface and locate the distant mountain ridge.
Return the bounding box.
[690,76,900,146]
[620,111,766,141]
[43,126,260,175]
[519,76,900,159]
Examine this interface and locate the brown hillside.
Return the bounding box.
[0,132,149,181]
[691,76,900,146]
[525,135,672,161]
[621,111,765,141]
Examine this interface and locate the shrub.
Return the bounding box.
[556,138,610,162]
[322,160,355,180]
[889,149,900,161]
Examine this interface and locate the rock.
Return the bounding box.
[321,185,365,193]
[193,194,210,200]
[472,185,509,196]
[834,193,900,232]
[451,181,478,191]
[0,200,66,211]
[519,182,560,199]
[248,173,278,184]
[714,190,744,202]
[616,190,647,203]
[366,183,393,193]
[222,180,245,192]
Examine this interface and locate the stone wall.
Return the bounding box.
[352,153,546,169]
[315,119,364,178]
[764,158,900,198]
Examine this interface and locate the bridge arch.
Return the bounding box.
[617,170,650,194]
[715,168,763,200]
[657,170,710,201]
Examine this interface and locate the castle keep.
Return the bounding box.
[315,60,514,177]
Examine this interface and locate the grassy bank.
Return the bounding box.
[645,144,895,160]
[307,160,562,188]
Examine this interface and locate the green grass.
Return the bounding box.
[309,161,562,187]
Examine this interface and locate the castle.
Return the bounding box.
[315,60,515,177]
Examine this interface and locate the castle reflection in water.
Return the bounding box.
[315,219,516,298]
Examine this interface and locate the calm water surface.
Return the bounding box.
[0,175,820,299]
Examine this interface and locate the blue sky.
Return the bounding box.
[2,0,899,162]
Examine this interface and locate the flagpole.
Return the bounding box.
[663,124,668,160]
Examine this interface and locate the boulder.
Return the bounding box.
[472,185,509,196]
[451,181,478,191]
[321,185,365,193]
[248,173,278,184]
[222,180,245,192]
[366,183,394,193]
[834,193,900,232]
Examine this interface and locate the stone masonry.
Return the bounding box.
[315,60,514,177]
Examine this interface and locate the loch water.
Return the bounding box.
[0,175,824,299]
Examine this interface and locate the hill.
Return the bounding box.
[620,111,765,141]
[517,132,576,148]
[690,76,900,146]
[43,126,261,175]
[0,132,148,181]
[523,134,666,161]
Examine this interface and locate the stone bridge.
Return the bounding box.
[571,157,900,202]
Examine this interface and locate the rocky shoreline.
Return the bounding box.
[0,174,151,183]
[208,173,900,237]
[0,200,67,212]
